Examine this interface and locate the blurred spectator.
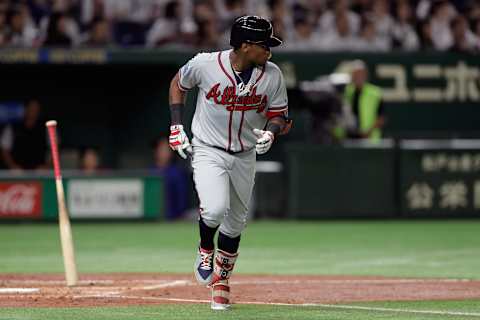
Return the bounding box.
[341,60,385,141]
[197,15,221,49]
[419,20,435,50]
[392,0,420,51]
[318,0,360,36]
[215,0,247,32]
[306,0,327,23]
[449,15,477,53]
[80,0,106,28]
[44,12,72,46]
[351,0,370,15]
[0,8,7,46]
[105,0,156,46]
[40,2,86,46]
[267,0,293,42]
[79,147,102,174]
[193,1,222,49]
[467,2,480,20]
[418,18,435,50]
[320,11,356,51]
[82,17,112,47]
[285,17,322,51]
[146,0,183,48]
[150,135,189,221]
[416,0,432,21]
[474,19,480,50]
[104,0,156,24]
[430,0,456,50]
[27,0,51,26]
[351,17,389,52]
[368,0,394,44]
[6,4,39,47]
[51,1,82,45]
[0,99,48,171]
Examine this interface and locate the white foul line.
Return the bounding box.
[75,294,480,318]
[139,280,192,291]
[0,279,188,285]
[305,303,480,317]
[230,278,475,285]
[0,288,39,294]
[152,297,480,317]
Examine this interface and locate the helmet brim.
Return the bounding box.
[265,35,282,47]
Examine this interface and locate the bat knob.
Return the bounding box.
[46,120,57,127]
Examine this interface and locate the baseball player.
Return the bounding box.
[168,15,290,310]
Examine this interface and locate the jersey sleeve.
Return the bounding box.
[267,69,288,119]
[178,54,204,91]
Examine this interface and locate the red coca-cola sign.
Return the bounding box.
[0,182,42,218]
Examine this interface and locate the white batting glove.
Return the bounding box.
[169,125,192,159]
[253,129,274,155]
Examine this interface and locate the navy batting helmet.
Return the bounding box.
[230,16,282,48]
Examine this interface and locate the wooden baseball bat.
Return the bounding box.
[46,120,78,287]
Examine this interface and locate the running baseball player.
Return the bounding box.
[168,15,290,310]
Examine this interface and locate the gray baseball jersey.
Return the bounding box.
[178,49,288,153]
[178,49,288,236]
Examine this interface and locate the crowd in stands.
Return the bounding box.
[0,0,479,52]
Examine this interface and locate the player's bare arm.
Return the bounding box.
[169,72,186,124]
[168,72,192,159]
[266,116,288,136]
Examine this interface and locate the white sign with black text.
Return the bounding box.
[68,179,143,218]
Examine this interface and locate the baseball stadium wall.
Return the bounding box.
[0,139,479,220]
[0,175,164,220]
[286,140,480,218]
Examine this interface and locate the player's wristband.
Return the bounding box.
[170,103,184,125]
[266,122,281,137]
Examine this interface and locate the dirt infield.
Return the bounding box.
[1,274,480,308]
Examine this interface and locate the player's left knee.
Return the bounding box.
[219,223,245,239]
[201,214,222,229]
[199,201,229,227]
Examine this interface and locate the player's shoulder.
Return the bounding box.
[264,60,283,77]
[188,51,219,65]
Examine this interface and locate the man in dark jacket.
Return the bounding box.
[1,99,48,171]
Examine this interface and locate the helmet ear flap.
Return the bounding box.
[229,24,242,48]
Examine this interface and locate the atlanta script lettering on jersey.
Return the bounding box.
[206,83,267,113]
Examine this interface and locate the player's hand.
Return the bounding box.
[253,129,274,155]
[169,125,192,159]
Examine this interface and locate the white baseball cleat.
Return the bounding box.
[194,247,214,286]
[211,302,231,311]
[211,280,231,310]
